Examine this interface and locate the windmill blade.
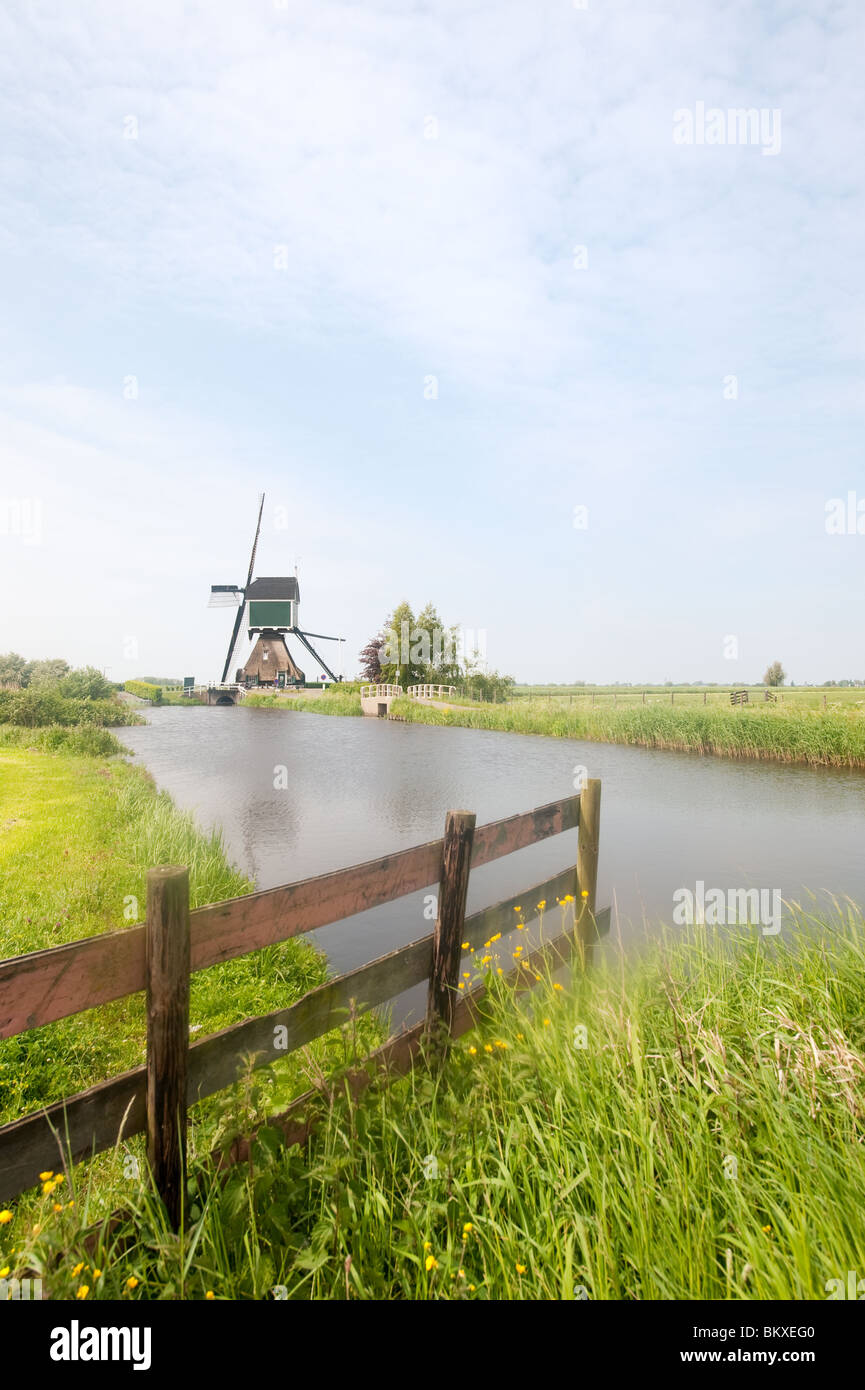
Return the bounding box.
[220,493,265,683]
[244,493,265,591]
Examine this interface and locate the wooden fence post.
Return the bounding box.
[146,866,190,1230]
[426,811,475,1046]
[576,780,601,965]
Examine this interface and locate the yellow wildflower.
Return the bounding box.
[71,1262,85,1278]
[0,1212,12,1225]
[93,1268,102,1279]
[490,933,501,943]
[423,1241,432,1251]
[553,983,563,992]
[42,1181,56,1196]
[468,1284,476,1291]
[495,1040,508,1049]
[513,906,521,912]
[425,1255,438,1271]
[463,1223,473,1236]
[38,1172,53,1182]
[468,1046,477,1055]
[543,1018,551,1027]
[76,1285,89,1300]
[205,1290,215,1300]
[516,1263,527,1274]
[53,1204,63,1213]
[461,942,469,950]
[126,1276,139,1290]
[517,1032,524,1040]
[0,1267,9,1278]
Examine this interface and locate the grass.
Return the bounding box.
[237,680,865,768]
[391,697,865,768]
[4,905,864,1300]
[0,740,379,1146]
[244,688,363,716]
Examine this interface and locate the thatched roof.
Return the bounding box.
[241,634,305,683]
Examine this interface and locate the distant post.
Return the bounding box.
[146,866,190,1230]
[576,780,601,966]
[426,811,476,1047]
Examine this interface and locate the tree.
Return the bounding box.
[763,661,786,687]
[27,658,70,688]
[358,633,384,682]
[379,601,424,686]
[0,652,30,687]
[415,602,461,684]
[59,666,114,700]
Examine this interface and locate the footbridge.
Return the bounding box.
[360,683,457,717]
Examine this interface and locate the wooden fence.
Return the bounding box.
[0,783,606,1223]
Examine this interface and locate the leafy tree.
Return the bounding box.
[379,601,424,686]
[415,602,461,685]
[358,633,384,682]
[27,658,70,688]
[59,666,114,700]
[763,661,786,687]
[0,652,30,687]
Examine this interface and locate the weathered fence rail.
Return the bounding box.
[0,785,605,1214]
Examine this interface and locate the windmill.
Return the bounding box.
[208,493,343,687]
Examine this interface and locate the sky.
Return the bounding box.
[0,0,862,685]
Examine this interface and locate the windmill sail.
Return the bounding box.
[219,493,264,683]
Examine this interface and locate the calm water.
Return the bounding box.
[122,706,865,1004]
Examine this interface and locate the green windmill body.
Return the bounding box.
[209,494,343,688]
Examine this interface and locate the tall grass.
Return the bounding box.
[244,689,363,716]
[0,688,142,727]
[0,723,128,756]
[7,906,864,1300]
[393,697,865,767]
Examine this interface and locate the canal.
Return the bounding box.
[121,705,865,1010]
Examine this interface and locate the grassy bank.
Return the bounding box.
[244,688,362,716]
[5,907,864,1300]
[0,730,386,1230]
[0,744,337,1130]
[392,697,865,768]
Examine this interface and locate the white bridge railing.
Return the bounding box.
[406,685,457,700]
[360,684,403,699]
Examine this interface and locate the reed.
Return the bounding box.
[392,698,865,767]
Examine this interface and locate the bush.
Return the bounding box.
[124,680,163,705]
[58,666,115,700]
[0,723,127,755]
[0,688,141,728]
